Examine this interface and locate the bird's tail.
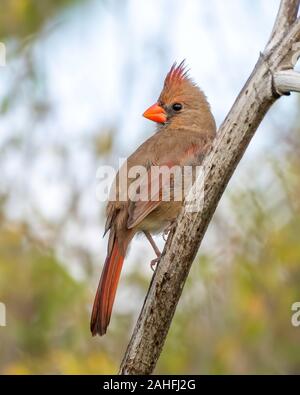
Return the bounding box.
[90,236,129,336]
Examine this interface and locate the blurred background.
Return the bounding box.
[0,0,300,374]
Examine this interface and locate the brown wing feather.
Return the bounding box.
[127,162,177,229]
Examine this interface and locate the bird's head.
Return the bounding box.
[143,60,215,131]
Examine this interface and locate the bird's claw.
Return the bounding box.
[162,221,176,241]
[150,256,161,272]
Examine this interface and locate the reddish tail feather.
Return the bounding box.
[90,239,125,336]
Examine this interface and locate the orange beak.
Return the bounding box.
[143,103,167,123]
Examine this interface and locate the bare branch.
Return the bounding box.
[266,0,299,51]
[119,3,300,375]
[274,69,300,93]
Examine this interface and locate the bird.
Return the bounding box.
[91,60,216,336]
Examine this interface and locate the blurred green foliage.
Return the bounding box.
[0,0,80,39]
[0,225,117,374]
[0,0,300,375]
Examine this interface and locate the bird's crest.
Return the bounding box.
[164,60,190,89]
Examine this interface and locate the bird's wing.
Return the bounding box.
[126,161,176,229]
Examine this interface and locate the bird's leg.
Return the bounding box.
[144,231,161,271]
[144,231,161,257]
[162,220,177,242]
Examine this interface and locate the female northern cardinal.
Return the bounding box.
[91,61,216,336]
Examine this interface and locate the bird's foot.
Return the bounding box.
[150,256,161,272]
[162,221,177,241]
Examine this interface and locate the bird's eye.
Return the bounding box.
[172,103,182,112]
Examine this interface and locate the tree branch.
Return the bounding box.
[274,69,300,93]
[119,0,300,375]
[266,0,299,51]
